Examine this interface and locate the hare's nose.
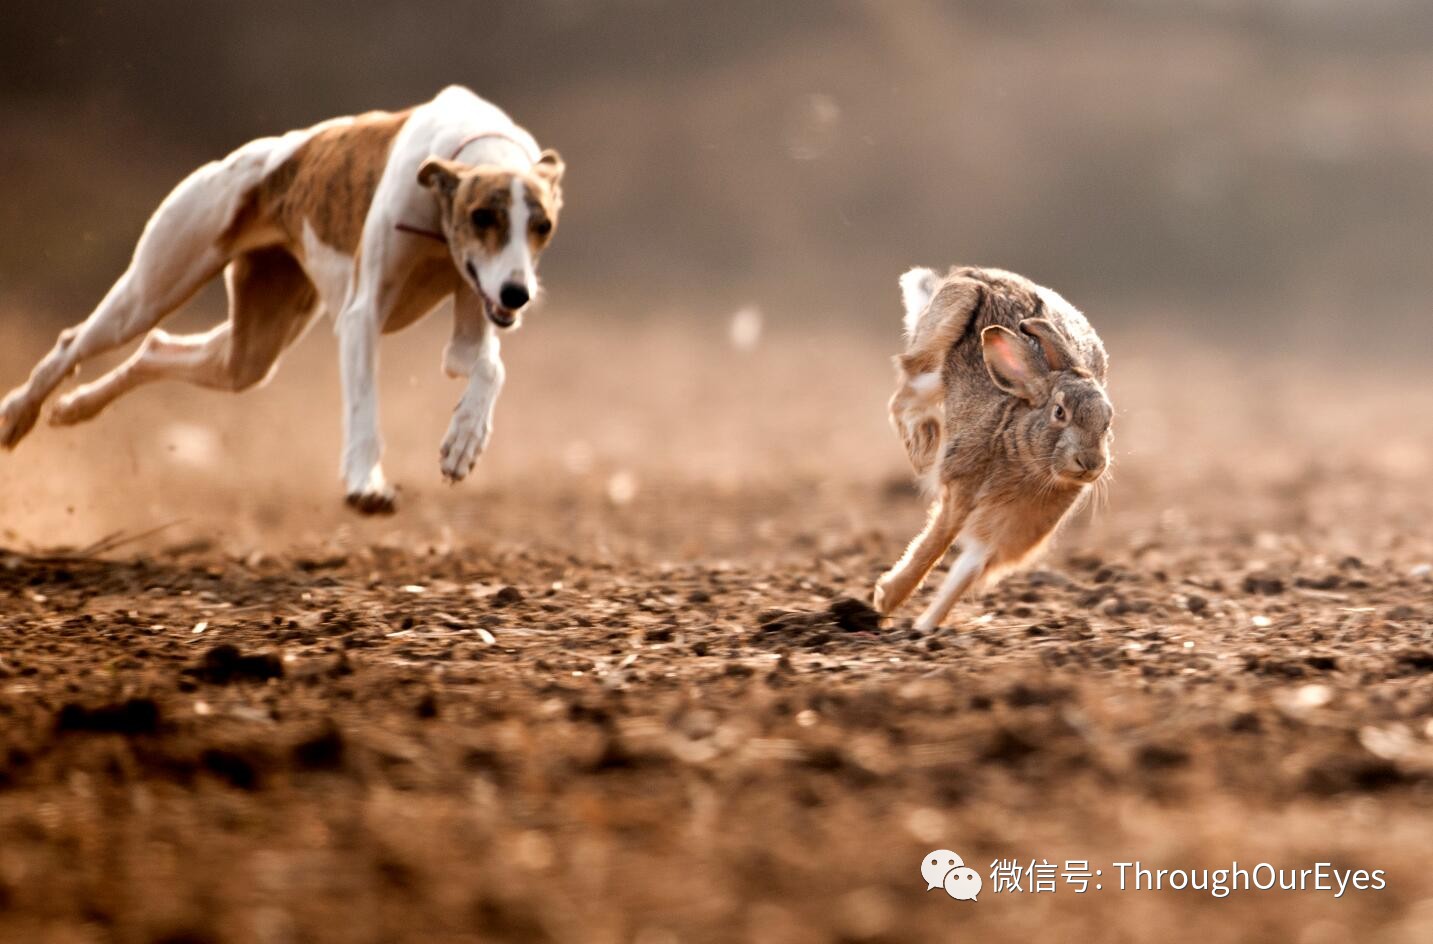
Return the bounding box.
[1074,452,1105,473]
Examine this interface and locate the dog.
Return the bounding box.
[0,85,564,513]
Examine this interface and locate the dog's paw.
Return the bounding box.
[48,390,92,427]
[0,392,41,450]
[439,413,490,483]
[345,485,398,516]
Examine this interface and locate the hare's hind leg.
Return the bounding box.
[873,484,970,616]
[913,539,991,632]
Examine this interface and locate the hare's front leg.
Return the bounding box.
[914,539,991,632]
[873,484,968,616]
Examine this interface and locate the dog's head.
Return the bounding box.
[417,150,564,329]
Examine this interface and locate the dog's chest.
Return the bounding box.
[381,255,461,334]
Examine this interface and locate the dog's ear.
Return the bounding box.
[417,158,463,202]
[534,149,565,186]
[533,149,564,210]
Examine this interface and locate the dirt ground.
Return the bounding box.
[1,311,1431,943]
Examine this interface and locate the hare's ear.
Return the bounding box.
[1018,318,1078,372]
[982,325,1045,401]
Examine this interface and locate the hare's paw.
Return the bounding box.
[873,575,901,616]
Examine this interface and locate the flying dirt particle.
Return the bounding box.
[159,421,219,469]
[729,306,763,351]
[607,471,638,505]
[827,597,881,633]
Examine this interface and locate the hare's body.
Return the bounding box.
[876,266,1112,631]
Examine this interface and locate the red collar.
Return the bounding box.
[395,131,538,243]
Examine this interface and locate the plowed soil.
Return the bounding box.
[1,319,1431,943]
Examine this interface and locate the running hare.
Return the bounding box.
[874,266,1112,631]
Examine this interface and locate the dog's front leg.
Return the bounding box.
[337,300,395,514]
[439,290,503,483]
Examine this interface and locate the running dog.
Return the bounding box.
[0,85,564,513]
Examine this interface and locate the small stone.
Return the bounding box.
[491,586,524,607]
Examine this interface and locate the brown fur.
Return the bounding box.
[889,277,984,483]
[875,266,1113,628]
[381,256,460,334]
[417,153,563,253]
[221,109,413,256]
[452,174,513,255]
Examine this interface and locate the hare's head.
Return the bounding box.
[982,318,1112,486]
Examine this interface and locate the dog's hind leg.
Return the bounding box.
[0,151,270,448]
[50,248,317,425]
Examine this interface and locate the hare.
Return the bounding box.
[874,266,1112,631]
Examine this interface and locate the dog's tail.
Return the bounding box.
[898,266,941,340]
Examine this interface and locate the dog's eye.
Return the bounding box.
[532,218,552,238]
[1053,403,1067,422]
[471,208,498,229]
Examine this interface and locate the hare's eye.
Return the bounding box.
[1053,404,1067,422]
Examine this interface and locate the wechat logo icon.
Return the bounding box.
[922,849,983,902]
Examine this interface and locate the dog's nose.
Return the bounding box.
[499,282,529,310]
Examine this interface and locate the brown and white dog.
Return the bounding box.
[0,86,564,513]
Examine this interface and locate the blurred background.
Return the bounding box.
[1,0,1431,552]
[4,0,1432,348]
[4,11,1433,941]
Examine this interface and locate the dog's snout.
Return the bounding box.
[499,282,529,310]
